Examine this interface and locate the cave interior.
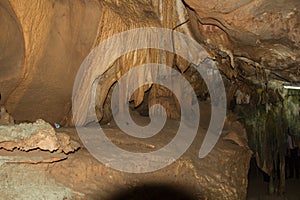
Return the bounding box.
[0,0,300,199]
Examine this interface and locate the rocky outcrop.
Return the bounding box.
[0,119,80,153]
[0,119,83,199]
[180,2,300,194]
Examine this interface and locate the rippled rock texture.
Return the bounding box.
[1,0,299,122]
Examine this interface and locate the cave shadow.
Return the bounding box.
[104,183,202,200]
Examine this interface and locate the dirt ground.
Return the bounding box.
[247,159,300,200]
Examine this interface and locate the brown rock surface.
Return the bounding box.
[0,0,25,105]
[0,0,101,123]
[0,103,252,199]
[1,0,298,123]
[48,114,251,200]
[0,105,14,125]
[0,119,80,153]
[0,0,298,198]
[184,0,300,82]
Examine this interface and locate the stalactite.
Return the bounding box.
[244,81,300,194]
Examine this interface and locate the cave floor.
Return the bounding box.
[49,119,211,200]
[3,140,299,200]
[60,113,300,200]
[247,162,300,200]
[0,111,252,199]
[2,108,298,199]
[0,102,253,199]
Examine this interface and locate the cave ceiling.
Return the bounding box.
[185,0,300,83]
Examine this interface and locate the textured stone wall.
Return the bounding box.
[1,0,299,124]
[0,0,101,123]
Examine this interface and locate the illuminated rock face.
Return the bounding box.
[1,0,298,123]
[1,0,186,124]
[0,0,101,124]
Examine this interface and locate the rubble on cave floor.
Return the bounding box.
[0,119,80,163]
[0,119,83,199]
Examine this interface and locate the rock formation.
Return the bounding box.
[0,0,299,198]
[0,119,80,154]
[1,0,299,123]
[0,105,14,125]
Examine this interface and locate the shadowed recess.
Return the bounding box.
[106,183,201,200]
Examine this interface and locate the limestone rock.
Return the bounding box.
[0,164,85,200]
[0,105,14,125]
[0,0,101,124]
[1,0,298,125]
[184,0,300,82]
[0,119,80,153]
[0,150,68,166]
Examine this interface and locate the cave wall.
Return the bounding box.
[1,0,299,125]
[182,1,300,185]
[0,0,24,109]
[1,0,194,125]
[0,0,101,123]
